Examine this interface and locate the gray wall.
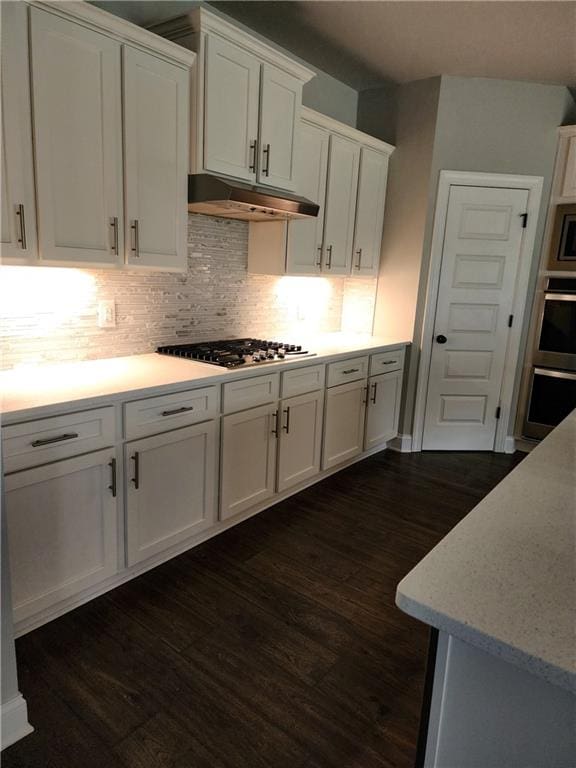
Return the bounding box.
[357,83,398,144]
[302,73,358,128]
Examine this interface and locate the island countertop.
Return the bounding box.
[0,333,410,424]
[396,410,576,693]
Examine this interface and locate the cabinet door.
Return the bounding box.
[0,1,38,265]
[221,403,277,520]
[125,422,217,566]
[364,371,402,451]
[123,47,189,271]
[278,390,324,492]
[322,379,367,470]
[258,64,301,191]
[30,8,123,266]
[561,136,576,199]
[5,449,118,624]
[322,134,360,275]
[351,148,389,277]
[286,122,329,275]
[204,35,260,182]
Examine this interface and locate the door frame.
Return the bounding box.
[412,170,543,453]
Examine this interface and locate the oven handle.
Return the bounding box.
[533,367,576,381]
[544,293,576,302]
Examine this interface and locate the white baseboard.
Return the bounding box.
[503,436,516,454]
[388,433,413,453]
[1,694,33,750]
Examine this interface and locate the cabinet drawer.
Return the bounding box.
[2,407,115,473]
[124,386,218,440]
[281,364,326,398]
[370,348,405,376]
[223,373,280,414]
[326,356,369,387]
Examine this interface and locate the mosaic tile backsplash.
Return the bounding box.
[0,214,377,370]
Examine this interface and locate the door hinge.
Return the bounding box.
[508,314,513,328]
[495,406,501,420]
[520,212,528,228]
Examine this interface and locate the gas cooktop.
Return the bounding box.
[157,339,315,368]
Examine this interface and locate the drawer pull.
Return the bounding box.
[131,452,140,490]
[108,458,117,498]
[161,406,194,417]
[381,360,397,366]
[31,432,79,447]
[343,368,360,375]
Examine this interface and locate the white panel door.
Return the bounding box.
[220,403,277,520]
[323,135,360,275]
[351,148,389,277]
[30,8,123,266]
[277,390,324,492]
[258,64,301,191]
[203,35,260,182]
[286,122,329,275]
[322,379,367,470]
[0,1,38,265]
[423,185,530,450]
[5,449,118,624]
[364,371,402,450]
[123,47,189,271]
[125,422,217,566]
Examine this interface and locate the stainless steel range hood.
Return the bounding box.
[188,174,319,221]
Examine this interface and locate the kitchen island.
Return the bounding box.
[396,410,576,767]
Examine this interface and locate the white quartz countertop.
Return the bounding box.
[0,333,409,423]
[396,410,576,693]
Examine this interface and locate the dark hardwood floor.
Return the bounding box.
[3,450,523,768]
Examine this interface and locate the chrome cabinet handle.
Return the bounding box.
[343,368,359,374]
[316,246,323,267]
[15,204,26,249]
[271,410,279,436]
[354,248,362,270]
[262,143,271,176]
[249,139,257,173]
[326,245,333,269]
[131,452,140,490]
[110,216,119,255]
[282,407,291,434]
[108,457,117,498]
[131,220,140,258]
[161,406,194,417]
[31,432,79,447]
[370,382,377,404]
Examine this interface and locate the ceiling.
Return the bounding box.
[92,1,576,91]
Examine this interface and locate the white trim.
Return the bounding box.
[28,1,195,68]
[503,436,516,454]
[150,7,314,83]
[301,106,395,156]
[412,170,544,453]
[1,694,33,750]
[388,433,413,453]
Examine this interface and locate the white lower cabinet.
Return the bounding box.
[277,390,324,492]
[364,371,402,450]
[5,449,119,624]
[220,403,278,521]
[125,422,217,566]
[322,379,367,470]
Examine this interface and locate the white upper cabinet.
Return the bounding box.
[352,148,389,277]
[258,64,301,190]
[286,122,329,274]
[30,8,124,267]
[203,35,260,182]
[123,47,189,272]
[151,8,314,192]
[322,134,360,275]
[0,2,38,265]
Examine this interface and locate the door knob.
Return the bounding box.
[436,334,447,344]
